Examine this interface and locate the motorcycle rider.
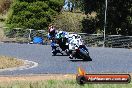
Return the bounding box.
[47,25,56,39]
[47,25,58,52]
[68,34,84,59]
[56,31,69,51]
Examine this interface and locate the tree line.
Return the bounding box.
[66,0,132,35]
[5,0,132,36]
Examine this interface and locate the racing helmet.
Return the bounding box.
[58,31,63,34]
[58,31,64,38]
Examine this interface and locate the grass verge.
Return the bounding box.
[0,79,131,88]
[0,56,24,69]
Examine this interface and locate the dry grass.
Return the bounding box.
[0,74,131,88]
[0,74,75,82]
[0,56,24,69]
[0,79,131,88]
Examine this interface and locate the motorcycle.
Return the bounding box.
[51,37,69,56]
[70,45,92,61]
[52,44,63,56]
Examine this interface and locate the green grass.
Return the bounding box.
[0,79,131,88]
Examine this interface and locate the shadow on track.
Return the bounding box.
[69,59,92,62]
[52,54,69,56]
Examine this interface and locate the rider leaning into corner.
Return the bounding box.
[47,24,58,52]
[47,25,87,58]
[47,24,56,39]
[47,25,69,53]
[68,33,86,59]
[56,31,69,51]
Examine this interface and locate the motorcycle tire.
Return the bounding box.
[52,50,57,56]
[79,49,92,61]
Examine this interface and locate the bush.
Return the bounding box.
[52,12,86,32]
[5,0,64,36]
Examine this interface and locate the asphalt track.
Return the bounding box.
[0,43,132,75]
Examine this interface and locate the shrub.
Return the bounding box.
[5,0,64,37]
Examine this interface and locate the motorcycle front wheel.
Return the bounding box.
[79,49,92,61]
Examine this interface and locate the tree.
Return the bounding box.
[80,0,99,34]
[106,0,132,35]
[0,0,12,15]
[81,0,132,35]
[6,0,64,30]
[52,12,84,32]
